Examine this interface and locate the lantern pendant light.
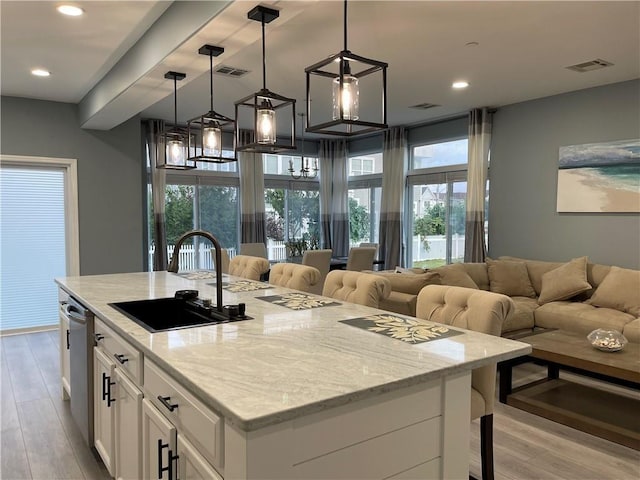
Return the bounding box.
[235,5,296,153]
[305,0,388,136]
[187,45,237,163]
[157,71,196,170]
[289,113,318,179]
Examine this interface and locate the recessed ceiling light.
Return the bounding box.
[57,5,84,16]
[452,81,469,89]
[31,69,51,77]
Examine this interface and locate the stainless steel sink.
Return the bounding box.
[109,290,251,333]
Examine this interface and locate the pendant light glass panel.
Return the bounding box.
[187,45,237,164]
[157,71,196,170]
[235,5,296,153]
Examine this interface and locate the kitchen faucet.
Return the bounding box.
[167,229,224,313]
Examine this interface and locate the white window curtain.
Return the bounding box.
[144,119,168,271]
[238,130,266,244]
[465,108,493,262]
[319,139,349,256]
[380,127,407,269]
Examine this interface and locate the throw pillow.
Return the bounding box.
[435,264,479,289]
[586,266,640,317]
[486,258,536,297]
[537,256,591,304]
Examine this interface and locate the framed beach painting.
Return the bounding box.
[557,139,640,213]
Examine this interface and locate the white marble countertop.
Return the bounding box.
[56,271,531,431]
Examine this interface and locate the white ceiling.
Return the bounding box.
[1,1,639,136]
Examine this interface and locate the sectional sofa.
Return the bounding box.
[370,256,640,342]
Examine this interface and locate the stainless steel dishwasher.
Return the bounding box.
[62,294,95,446]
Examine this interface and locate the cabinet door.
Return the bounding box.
[94,347,116,476]
[114,368,143,480]
[59,312,71,399]
[142,399,177,480]
[177,434,223,480]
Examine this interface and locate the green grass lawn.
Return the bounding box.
[412,259,446,269]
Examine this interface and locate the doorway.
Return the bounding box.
[0,155,79,333]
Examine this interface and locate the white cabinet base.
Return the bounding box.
[224,372,471,479]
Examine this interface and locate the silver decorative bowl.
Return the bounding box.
[587,329,628,352]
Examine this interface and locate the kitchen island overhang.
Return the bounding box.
[56,271,530,479]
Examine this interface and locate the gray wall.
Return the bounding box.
[1,96,144,275]
[489,79,640,269]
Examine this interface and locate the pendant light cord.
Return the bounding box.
[343,0,348,52]
[173,74,178,126]
[209,53,214,111]
[261,15,267,90]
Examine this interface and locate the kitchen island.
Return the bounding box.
[57,271,530,479]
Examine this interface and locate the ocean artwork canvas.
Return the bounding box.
[557,139,640,213]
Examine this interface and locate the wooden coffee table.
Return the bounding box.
[499,329,640,450]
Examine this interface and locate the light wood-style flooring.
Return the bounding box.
[1,330,638,480]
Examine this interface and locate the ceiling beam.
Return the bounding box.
[78,1,233,130]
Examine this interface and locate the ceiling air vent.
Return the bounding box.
[215,65,250,77]
[410,102,440,110]
[566,59,614,73]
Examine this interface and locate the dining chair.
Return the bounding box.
[210,248,230,274]
[228,255,270,281]
[301,249,332,295]
[269,263,321,293]
[322,270,391,308]
[346,246,377,271]
[415,285,514,480]
[239,242,268,259]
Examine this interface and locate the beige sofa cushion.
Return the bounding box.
[535,302,635,336]
[622,319,640,343]
[379,291,417,317]
[369,270,440,295]
[586,266,640,316]
[504,297,538,333]
[538,256,592,305]
[435,264,479,289]
[486,258,536,297]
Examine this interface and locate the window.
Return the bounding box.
[147,151,240,270]
[412,138,467,169]
[407,138,469,268]
[263,154,320,261]
[348,153,382,246]
[348,152,382,176]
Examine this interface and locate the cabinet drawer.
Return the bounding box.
[144,359,224,472]
[94,318,142,384]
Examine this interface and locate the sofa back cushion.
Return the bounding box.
[435,263,480,289]
[370,271,441,295]
[458,263,490,291]
[586,266,640,317]
[499,256,611,297]
[486,258,536,297]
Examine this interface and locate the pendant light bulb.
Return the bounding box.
[257,100,276,144]
[203,122,222,156]
[333,63,359,120]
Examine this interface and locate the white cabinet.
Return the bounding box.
[114,368,143,480]
[178,433,223,480]
[142,398,177,480]
[142,359,223,479]
[94,318,143,480]
[94,347,116,476]
[59,310,71,399]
